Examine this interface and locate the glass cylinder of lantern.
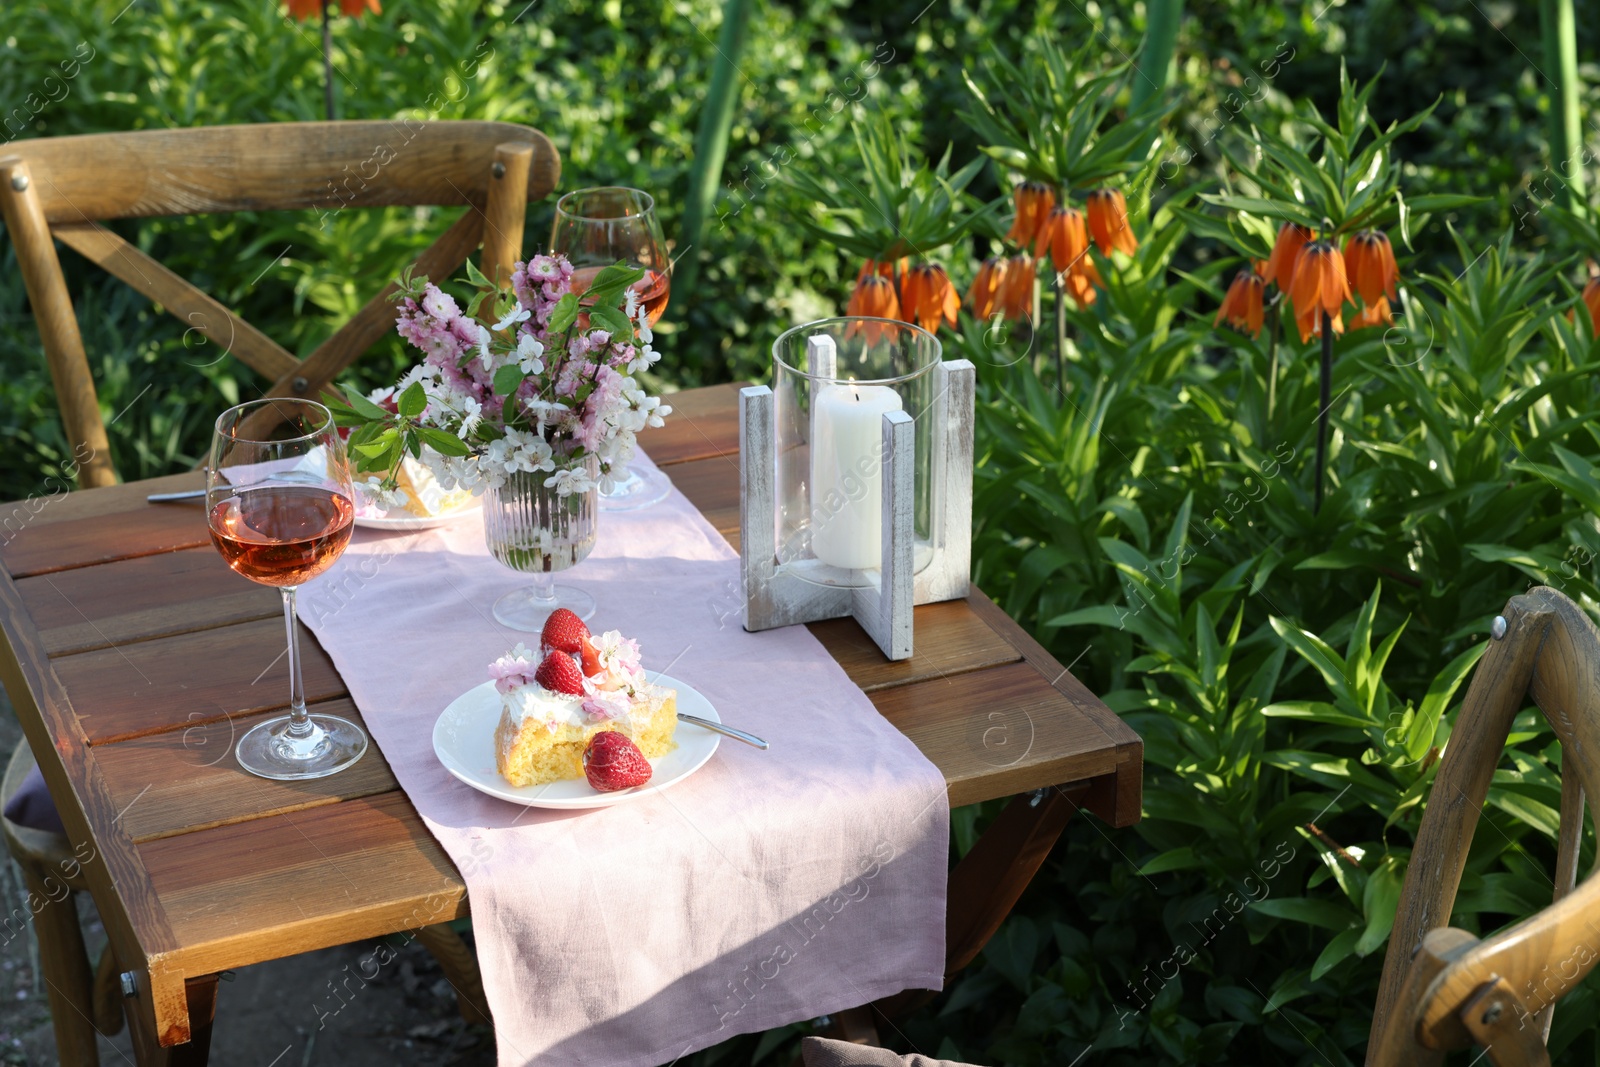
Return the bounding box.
[770,316,943,588]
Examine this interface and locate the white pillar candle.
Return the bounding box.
[809,382,902,570]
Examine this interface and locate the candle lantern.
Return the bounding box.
[740,317,974,660]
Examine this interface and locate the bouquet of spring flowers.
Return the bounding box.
[328,255,671,500]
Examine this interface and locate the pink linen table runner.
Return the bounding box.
[299,450,949,1067]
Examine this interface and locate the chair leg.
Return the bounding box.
[93,942,126,1036]
[414,923,491,1026]
[20,860,99,1067]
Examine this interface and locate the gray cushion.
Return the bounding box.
[800,1036,981,1067]
[2,765,64,835]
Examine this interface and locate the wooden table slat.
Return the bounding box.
[54,617,346,744]
[95,699,400,843]
[2,499,211,578]
[871,661,1122,808]
[808,599,1020,692]
[18,548,279,655]
[140,790,466,978]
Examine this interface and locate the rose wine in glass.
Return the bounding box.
[551,186,674,509]
[568,264,671,326]
[207,399,369,781]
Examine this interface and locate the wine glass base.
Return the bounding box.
[235,713,368,781]
[494,583,597,630]
[599,465,672,511]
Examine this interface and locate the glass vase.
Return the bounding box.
[771,317,943,588]
[484,456,599,630]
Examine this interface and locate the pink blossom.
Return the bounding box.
[489,645,538,695]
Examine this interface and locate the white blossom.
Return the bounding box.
[515,333,546,375]
[494,306,532,332]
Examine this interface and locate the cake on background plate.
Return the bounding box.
[491,609,676,789]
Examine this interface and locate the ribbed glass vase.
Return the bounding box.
[483,455,599,630]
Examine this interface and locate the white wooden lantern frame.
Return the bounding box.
[739,341,975,661]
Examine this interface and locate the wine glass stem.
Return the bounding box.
[280,586,313,739]
[531,571,557,607]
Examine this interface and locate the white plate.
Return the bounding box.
[353,502,481,532]
[431,673,720,809]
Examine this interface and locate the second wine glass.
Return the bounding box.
[551,186,673,511]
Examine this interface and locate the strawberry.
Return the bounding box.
[579,637,604,678]
[583,731,653,792]
[540,608,591,656]
[533,650,585,695]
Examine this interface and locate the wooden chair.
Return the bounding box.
[1,738,124,1066]
[1368,586,1600,1065]
[0,120,552,1061]
[0,120,560,487]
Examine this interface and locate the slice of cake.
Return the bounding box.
[490,610,677,789]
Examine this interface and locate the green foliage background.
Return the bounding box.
[4,1,1600,1065]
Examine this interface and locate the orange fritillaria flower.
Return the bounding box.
[1582,275,1600,334]
[1288,240,1352,342]
[1214,269,1266,338]
[900,263,960,334]
[855,258,908,285]
[1085,189,1137,257]
[1034,206,1091,277]
[285,0,381,18]
[1263,223,1313,291]
[966,257,1008,319]
[1063,269,1097,309]
[847,273,900,321]
[1343,230,1399,304]
[1005,182,1056,247]
[997,254,1036,321]
[1350,296,1393,331]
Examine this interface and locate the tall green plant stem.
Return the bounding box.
[1131,0,1182,110]
[320,1,336,122]
[674,0,754,306]
[1539,0,1586,215]
[1130,0,1182,158]
[1053,276,1066,392]
[1266,299,1281,431]
[1313,310,1332,514]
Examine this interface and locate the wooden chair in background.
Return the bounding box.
[1368,586,1600,1065]
[0,120,556,1062]
[0,120,559,487]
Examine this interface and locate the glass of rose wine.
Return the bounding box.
[551,186,673,510]
[207,399,368,780]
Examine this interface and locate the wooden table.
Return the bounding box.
[0,382,1141,1064]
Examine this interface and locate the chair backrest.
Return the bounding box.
[0,121,560,486]
[1368,585,1600,1066]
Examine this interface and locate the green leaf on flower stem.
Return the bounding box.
[587,304,633,339]
[493,364,525,397]
[1355,859,1403,955]
[1310,928,1362,981]
[397,381,426,418]
[353,428,396,460]
[583,262,647,304]
[547,294,579,334]
[416,426,470,457]
[1248,898,1359,931]
[341,384,391,421]
[463,258,493,290]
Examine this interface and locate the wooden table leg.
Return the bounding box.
[874,783,1087,1019]
[126,975,218,1066]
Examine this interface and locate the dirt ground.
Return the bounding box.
[0,692,496,1067]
